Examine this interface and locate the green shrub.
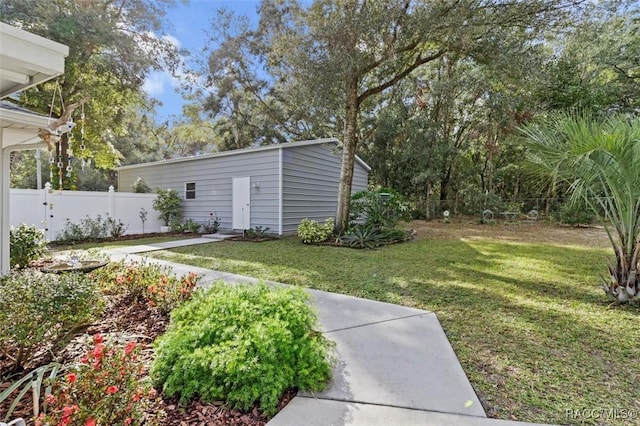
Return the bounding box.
[55,215,128,242]
[202,213,221,234]
[153,188,182,226]
[106,215,129,238]
[0,270,103,371]
[297,218,334,243]
[340,225,384,249]
[460,190,505,216]
[80,215,109,240]
[132,176,152,193]
[173,218,201,233]
[151,283,333,416]
[246,226,270,238]
[56,218,84,242]
[378,227,414,243]
[349,189,410,229]
[340,225,413,249]
[56,215,112,242]
[556,200,596,225]
[9,224,47,269]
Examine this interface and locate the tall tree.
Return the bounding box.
[0,0,183,188]
[536,1,640,113]
[248,0,586,231]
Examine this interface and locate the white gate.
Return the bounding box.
[232,177,250,230]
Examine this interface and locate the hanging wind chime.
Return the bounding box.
[38,82,90,190]
[79,104,87,174]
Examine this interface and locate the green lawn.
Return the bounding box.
[146,225,639,425]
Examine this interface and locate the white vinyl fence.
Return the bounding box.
[10,183,163,241]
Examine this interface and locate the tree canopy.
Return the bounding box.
[199,0,596,230]
[1,0,183,188]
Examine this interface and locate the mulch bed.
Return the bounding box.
[47,232,203,247]
[48,232,281,247]
[227,236,278,243]
[0,289,293,425]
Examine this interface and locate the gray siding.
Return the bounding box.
[118,151,280,231]
[281,143,368,233]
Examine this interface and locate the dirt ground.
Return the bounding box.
[407,218,611,248]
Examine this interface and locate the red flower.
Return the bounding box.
[93,343,104,359]
[67,373,77,384]
[124,417,133,425]
[125,341,137,355]
[62,405,78,422]
[45,393,56,404]
[85,418,96,426]
[93,334,104,344]
[106,385,119,394]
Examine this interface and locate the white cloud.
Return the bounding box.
[143,70,173,96]
[161,34,181,49]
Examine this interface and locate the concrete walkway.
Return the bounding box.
[96,238,549,426]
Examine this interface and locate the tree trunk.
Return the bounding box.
[440,164,452,209]
[425,181,432,221]
[336,77,360,234]
[485,133,497,194]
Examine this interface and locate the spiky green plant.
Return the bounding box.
[522,113,640,304]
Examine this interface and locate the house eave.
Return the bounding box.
[0,22,69,98]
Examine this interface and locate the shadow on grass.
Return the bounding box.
[152,237,639,424]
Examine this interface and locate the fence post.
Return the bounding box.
[108,186,115,219]
[43,182,53,241]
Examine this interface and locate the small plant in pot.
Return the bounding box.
[153,188,182,232]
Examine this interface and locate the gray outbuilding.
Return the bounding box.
[117,138,370,235]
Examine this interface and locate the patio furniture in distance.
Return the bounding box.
[526,209,539,222]
[482,209,494,223]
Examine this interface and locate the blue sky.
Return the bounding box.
[143,0,262,123]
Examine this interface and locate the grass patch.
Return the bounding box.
[147,227,640,425]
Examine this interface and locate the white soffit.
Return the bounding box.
[0,22,69,98]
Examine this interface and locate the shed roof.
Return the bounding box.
[117,138,371,172]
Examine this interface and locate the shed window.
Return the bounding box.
[185,182,196,199]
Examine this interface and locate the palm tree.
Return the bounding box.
[522,113,640,304]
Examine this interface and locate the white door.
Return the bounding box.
[232,177,251,230]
